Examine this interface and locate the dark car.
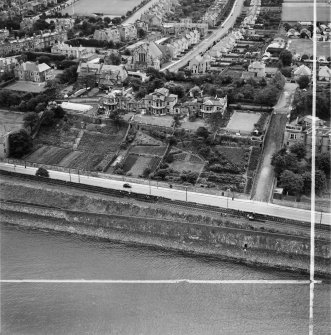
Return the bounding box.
[123,183,132,188]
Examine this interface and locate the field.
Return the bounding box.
[282,2,330,22]
[226,112,261,134]
[129,146,167,156]
[287,39,331,58]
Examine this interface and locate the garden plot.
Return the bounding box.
[226,112,261,134]
[134,131,163,146]
[169,151,205,174]
[128,156,154,177]
[77,131,124,155]
[215,146,249,169]
[26,146,72,165]
[35,127,79,149]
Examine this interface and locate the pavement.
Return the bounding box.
[252,83,298,202]
[1,162,330,225]
[161,0,246,73]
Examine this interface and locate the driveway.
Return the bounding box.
[252,83,298,202]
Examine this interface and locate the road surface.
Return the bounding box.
[0,162,329,225]
[253,83,298,202]
[161,0,246,73]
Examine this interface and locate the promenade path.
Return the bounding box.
[252,83,298,202]
[1,162,330,225]
[161,0,246,73]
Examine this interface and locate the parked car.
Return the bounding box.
[123,183,132,188]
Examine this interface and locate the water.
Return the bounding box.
[1,224,330,335]
[62,0,142,16]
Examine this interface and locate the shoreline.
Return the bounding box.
[1,207,330,279]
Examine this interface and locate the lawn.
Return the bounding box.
[4,81,46,93]
[170,161,204,173]
[122,154,138,173]
[287,39,331,58]
[226,112,261,134]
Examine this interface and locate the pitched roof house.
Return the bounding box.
[141,87,178,116]
[318,66,331,81]
[14,61,53,82]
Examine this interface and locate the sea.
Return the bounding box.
[61,0,143,16]
[1,223,330,335]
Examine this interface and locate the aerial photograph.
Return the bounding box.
[0,0,330,333]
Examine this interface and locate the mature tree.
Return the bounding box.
[196,127,209,139]
[279,50,293,67]
[41,110,55,127]
[36,167,49,177]
[301,54,309,61]
[53,106,65,119]
[297,75,310,89]
[8,130,33,158]
[316,153,330,176]
[280,170,303,195]
[137,28,147,39]
[168,84,185,98]
[271,151,298,176]
[57,65,78,84]
[302,170,327,195]
[289,142,306,160]
[81,73,96,90]
[23,112,39,130]
[255,87,279,106]
[205,112,223,133]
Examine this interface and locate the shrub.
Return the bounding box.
[36,167,49,177]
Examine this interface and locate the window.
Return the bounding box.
[290,133,297,140]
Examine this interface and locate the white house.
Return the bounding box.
[248,61,266,77]
[318,66,331,81]
[188,54,211,74]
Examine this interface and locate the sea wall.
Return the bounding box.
[1,197,330,277]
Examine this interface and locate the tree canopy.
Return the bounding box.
[8,130,33,158]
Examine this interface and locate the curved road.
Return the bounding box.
[161,0,246,73]
[1,163,330,225]
[123,0,160,24]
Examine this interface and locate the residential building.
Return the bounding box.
[0,29,67,57]
[188,54,211,74]
[199,96,227,118]
[77,62,128,88]
[93,27,121,43]
[247,61,266,77]
[293,64,312,79]
[283,117,330,157]
[45,18,75,30]
[318,66,331,81]
[98,89,138,115]
[14,61,54,82]
[126,41,164,71]
[118,23,137,42]
[162,22,208,37]
[141,87,178,116]
[0,56,19,73]
[51,42,95,60]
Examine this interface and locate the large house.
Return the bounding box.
[77,62,128,88]
[247,61,266,77]
[188,54,211,74]
[118,24,137,42]
[141,87,178,116]
[98,89,138,115]
[284,116,331,157]
[126,41,164,71]
[0,56,19,73]
[293,64,312,79]
[51,42,95,60]
[93,27,121,43]
[200,96,227,118]
[14,61,53,82]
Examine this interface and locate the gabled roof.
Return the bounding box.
[294,64,311,76]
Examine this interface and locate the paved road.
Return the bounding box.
[161,0,246,73]
[1,163,329,225]
[252,83,298,202]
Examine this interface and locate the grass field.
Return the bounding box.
[129,146,167,156]
[170,161,204,173]
[287,39,331,58]
[128,156,153,176]
[26,146,72,165]
[226,112,261,134]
